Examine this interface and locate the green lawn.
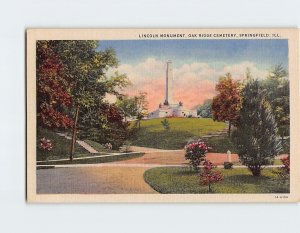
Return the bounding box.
[37,127,88,161]
[144,167,289,194]
[204,136,237,153]
[129,118,227,150]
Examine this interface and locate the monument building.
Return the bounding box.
[149,60,197,118]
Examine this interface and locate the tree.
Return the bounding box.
[233,79,282,176]
[197,99,212,118]
[262,64,289,140]
[212,73,242,135]
[135,92,149,128]
[199,160,224,193]
[116,95,138,122]
[50,41,129,161]
[36,41,73,129]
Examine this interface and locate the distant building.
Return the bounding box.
[149,60,197,118]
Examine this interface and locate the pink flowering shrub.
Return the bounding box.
[40,137,53,151]
[281,156,290,174]
[274,156,290,182]
[184,140,208,171]
[104,142,113,150]
[199,160,224,193]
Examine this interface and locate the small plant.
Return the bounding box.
[274,156,290,183]
[161,118,170,130]
[184,140,208,171]
[199,160,224,193]
[281,156,290,174]
[40,137,53,151]
[224,162,233,169]
[104,142,113,150]
[120,141,132,153]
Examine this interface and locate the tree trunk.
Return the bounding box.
[208,183,212,193]
[250,166,261,176]
[70,106,80,161]
[228,121,232,136]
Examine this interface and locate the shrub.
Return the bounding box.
[273,156,290,185]
[224,162,233,169]
[161,118,170,130]
[184,140,208,171]
[234,79,282,176]
[281,156,290,174]
[40,137,53,151]
[199,160,224,192]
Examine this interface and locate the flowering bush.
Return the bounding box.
[274,156,290,181]
[281,156,290,174]
[199,160,224,192]
[184,140,208,171]
[104,142,113,150]
[40,137,53,151]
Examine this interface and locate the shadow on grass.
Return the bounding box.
[144,167,290,194]
[129,129,196,150]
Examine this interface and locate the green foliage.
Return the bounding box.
[261,64,289,139]
[116,95,139,121]
[79,103,130,150]
[197,99,212,118]
[161,118,170,130]
[144,167,289,194]
[129,118,226,149]
[233,79,282,176]
[224,162,233,169]
[204,135,237,153]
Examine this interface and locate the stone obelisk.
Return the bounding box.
[165,60,173,104]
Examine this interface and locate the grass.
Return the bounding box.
[129,118,226,150]
[37,152,144,165]
[204,136,237,153]
[37,127,88,161]
[144,167,289,194]
[84,139,120,153]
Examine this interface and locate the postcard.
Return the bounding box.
[27,28,300,202]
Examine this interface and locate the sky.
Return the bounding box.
[99,39,288,111]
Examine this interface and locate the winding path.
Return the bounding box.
[36,146,286,194]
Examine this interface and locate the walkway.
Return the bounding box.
[36,145,287,194]
[56,133,99,153]
[37,166,156,194]
[113,146,239,165]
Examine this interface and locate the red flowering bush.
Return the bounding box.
[199,160,224,193]
[281,156,290,174]
[184,140,208,171]
[40,138,53,151]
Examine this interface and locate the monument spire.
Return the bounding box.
[165,60,173,104]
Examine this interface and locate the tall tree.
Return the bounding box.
[212,73,242,135]
[79,101,129,149]
[197,99,212,118]
[262,64,289,140]
[233,79,282,176]
[50,41,129,160]
[36,41,73,129]
[116,95,138,122]
[135,92,149,128]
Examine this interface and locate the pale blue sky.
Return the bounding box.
[99,39,288,71]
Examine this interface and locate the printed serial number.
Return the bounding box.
[275,195,289,199]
